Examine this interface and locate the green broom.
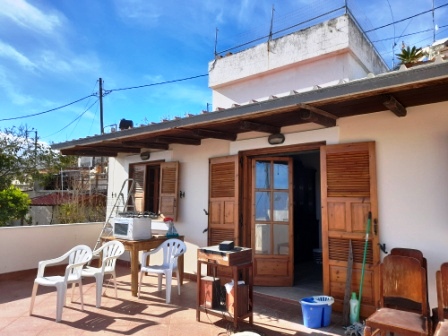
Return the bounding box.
[357,211,372,322]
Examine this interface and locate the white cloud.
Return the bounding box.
[113,0,161,24]
[0,66,32,105]
[0,0,63,35]
[0,40,36,70]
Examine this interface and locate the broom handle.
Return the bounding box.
[358,211,372,321]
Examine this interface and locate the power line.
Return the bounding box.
[108,74,208,93]
[0,94,95,122]
[0,74,208,123]
[42,99,99,140]
[364,3,448,34]
[371,28,433,43]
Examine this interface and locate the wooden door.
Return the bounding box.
[321,141,380,317]
[252,157,294,286]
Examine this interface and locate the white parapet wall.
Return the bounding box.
[208,15,387,109]
[0,222,103,274]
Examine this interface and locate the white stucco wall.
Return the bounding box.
[211,53,357,109]
[209,15,387,109]
[107,141,231,273]
[103,101,448,309]
[0,222,103,274]
[338,101,448,308]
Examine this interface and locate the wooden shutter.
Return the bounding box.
[208,155,239,280]
[159,161,179,221]
[129,164,145,212]
[208,156,239,246]
[321,141,380,318]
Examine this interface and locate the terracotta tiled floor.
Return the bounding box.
[0,264,345,335]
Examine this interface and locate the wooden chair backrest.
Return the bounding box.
[437,262,448,322]
[380,254,428,317]
[391,247,427,268]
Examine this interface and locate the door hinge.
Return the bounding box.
[373,218,378,235]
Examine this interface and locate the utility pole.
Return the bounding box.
[98,78,104,192]
[99,78,104,134]
[25,127,38,165]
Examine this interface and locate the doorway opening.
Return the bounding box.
[252,149,322,301]
[292,151,322,295]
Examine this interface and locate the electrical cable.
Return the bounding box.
[41,99,99,140]
[364,3,448,34]
[371,28,434,43]
[70,79,100,139]
[0,74,208,123]
[0,94,96,122]
[3,3,447,126]
[109,74,207,93]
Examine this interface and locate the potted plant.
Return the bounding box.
[395,46,426,67]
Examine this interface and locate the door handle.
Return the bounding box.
[373,218,378,235]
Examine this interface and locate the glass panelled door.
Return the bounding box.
[252,157,293,286]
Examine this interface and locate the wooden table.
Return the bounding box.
[101,235,184,297]
[196,245,253,329]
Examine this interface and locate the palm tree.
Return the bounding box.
[395,46,426,65]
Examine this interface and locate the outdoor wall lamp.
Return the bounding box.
[140,151,151,160]
[268,133,285,145]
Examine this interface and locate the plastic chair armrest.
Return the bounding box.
[93,244,106,256]
[64,260,91,280]
[36,252,71,277]
[140,247,160,267]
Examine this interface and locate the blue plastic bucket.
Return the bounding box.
[300,296,334,328]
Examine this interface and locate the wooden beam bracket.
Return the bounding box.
[383,95,407,117]
[155,136,201,146]
[239,121,280,134]
[193,129,237,141]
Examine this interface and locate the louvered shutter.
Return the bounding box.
[129,164,145,212]
[321,142,380,318]
[208,155,239,280]
[208,155,239,246]
[159,161,179,220]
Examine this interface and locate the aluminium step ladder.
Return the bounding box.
[92,178,136,252]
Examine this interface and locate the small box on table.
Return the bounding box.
[226,284,249,317]
[200,276,220,309]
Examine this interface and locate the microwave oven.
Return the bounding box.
[112,217,152,240]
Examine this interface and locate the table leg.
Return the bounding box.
[179,254,184,285]
[249,265,253,325]
[130,246,139,296]
[196,260,201,322]
[233,265,238,329]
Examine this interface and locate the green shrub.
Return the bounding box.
[0,187,30,226]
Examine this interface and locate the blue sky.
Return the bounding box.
[1,0,447,145]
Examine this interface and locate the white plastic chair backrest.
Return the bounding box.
[96,240,125,271]
[66,245,93,280]
[161,239,186,270]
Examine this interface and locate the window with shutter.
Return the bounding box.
[128,161,179,220]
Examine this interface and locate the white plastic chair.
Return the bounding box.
[29,244,93,322]
[138,238,186,303]
[81,240,125,307]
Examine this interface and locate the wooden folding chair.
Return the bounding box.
[387,248,429,313]
[434,263,448,336]
[364,254,430,336]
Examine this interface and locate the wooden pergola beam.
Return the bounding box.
[239,120,280,134]
[383,95,407,117]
